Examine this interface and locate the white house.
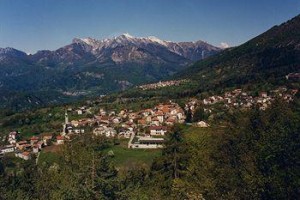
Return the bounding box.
[149,126,168,136]
[196,121,210,128]
[157,114,164,123]
[43,134,53,146]
[203,99,210,105]
[8,131,17,140]
[170,109,177,115]
[8,131,17,145]
[151,118,160,126]
[119,131,133,138]
[112,118,121,124]
[104,127,117,137]
[145,116,152,123]
[16,151,31,160]
[132,137,164,149]
[32,145,39,154]
[56,136,65,145]
[93,126,117,137]
[177,112,183,120]
[0,145,15,154]
[74,129,85,134]
[71,120,79,127]
[260,92,268,98]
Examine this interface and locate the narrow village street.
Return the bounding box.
[128,131,135,148]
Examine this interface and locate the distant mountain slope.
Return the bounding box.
[0,34,220,110]
[175,15,300,90]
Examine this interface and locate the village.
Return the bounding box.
[137,79,187,90]
[0,101,186,160]
[0,86,298,161]
[186,86,298,114]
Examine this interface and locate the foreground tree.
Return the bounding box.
[210,99,300,199]
[36,134,118,199]
[150,125,190,199]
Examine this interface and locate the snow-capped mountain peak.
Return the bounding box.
[81,37,98,46]
[146,36,168,46]
[120,33,134,39]
[73,37,97,45]
[66,33,221,62]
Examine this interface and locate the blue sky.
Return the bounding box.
[0,0,299,53]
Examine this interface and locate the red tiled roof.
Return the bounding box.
[138,119,146,124]
[56,135,64,140]
[161,108,170,113]
[166,118,175,122]
[101,116,109,121]
[22,152,30,156]
[156,111,164,116]
[17,141,28,145]
[30,136,39,140]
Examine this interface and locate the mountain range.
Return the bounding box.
[0,34,221,110]
[31,33,220,66]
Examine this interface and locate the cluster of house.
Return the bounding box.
[286,72,300,80]
[138,79,187,90]
[186,87,298,115]
[67,106,92,115]
[137,102,186,126]
[58,102,186,149]
[0,131,53,160]
[92,102,186,148]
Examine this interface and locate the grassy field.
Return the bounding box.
[105,139,162,170]
[104,126,220,171]
[183,126,213,140]
[38,151,62,166]
[37,139,162,171]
